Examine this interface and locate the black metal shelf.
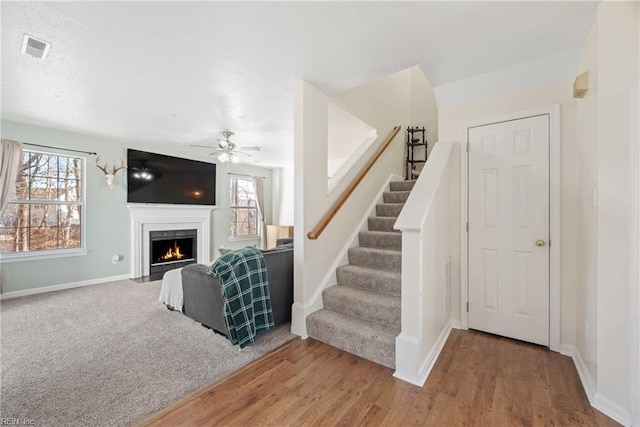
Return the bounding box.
[405,126,428,179]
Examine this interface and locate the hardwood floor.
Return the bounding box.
[143,329,618,426]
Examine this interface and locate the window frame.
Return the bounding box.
[228,175,258,240]
[0,149,88,263]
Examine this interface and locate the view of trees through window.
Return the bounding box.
[0,151,83,254]
[229,176,257,238]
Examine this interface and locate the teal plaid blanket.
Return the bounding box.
[208,247,274,348]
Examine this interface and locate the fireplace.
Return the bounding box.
[128,205,212,279]
[149,229,197,279]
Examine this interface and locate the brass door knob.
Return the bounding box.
[536,239,546,247]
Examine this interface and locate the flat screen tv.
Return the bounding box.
[127,149,216,205]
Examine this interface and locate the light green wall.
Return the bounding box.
[0,120,273,293]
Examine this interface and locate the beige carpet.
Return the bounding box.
[0,279,294,426]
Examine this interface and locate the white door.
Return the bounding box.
[468,115,550,346]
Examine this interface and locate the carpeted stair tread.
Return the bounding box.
[306,309,397,369]
[383,191,411,204]
[336,264,401,297]
[389,180,417,192]
[376,203,404,217]
[322,285,401,330]
[348,247,401,272]
[358,230,402,251]
[367,216,399,233]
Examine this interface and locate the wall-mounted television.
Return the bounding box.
[127,149,216,205]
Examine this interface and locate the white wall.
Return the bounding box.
[438,80,578,347]
[410,66,439,155]
[575,14,600,388]
[594,1,638,419]
[435,48,582,109]
[272,166,294,226]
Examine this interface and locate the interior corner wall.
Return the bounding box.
[0,120,274,293]
[437,80,579,346]
[271,166,294,227]
[594,0,639,415]
[409,66,439,153]
[575,11,600,390]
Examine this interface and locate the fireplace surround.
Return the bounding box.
[128,205,213,279]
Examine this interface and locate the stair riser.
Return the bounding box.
[336,266,401,297]
[375,203,404,217]
[348,248,401,273]
[368,217,398,233]
[322,288,400,330]
[383,191,410,204]
[306,315,395,369]
[389,180,416,192]
[358,232,402,251]
[336,267,402,297]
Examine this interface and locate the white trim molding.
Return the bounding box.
[394,320,456,386]
[128,205,213,278]
[459,105,561,353]
[0,274,131,300]
[561,344,632,426]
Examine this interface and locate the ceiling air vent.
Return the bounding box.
[21,34,51,60]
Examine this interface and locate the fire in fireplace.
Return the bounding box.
[152,238,192,265]
[149,229,197,279]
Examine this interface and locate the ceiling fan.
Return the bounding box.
[190,131,261,163]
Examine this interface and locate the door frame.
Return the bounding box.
[459,105,561,352]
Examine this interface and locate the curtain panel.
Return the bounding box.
[0,139,23,217]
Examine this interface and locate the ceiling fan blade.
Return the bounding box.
[208,150,225,156]
[190,144,216,149]
[239,146,261,152]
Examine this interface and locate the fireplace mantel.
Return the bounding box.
[128,205,214,278]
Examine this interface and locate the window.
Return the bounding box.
[0,150,85,258]
[229,176,257,238]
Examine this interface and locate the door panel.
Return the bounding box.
[468,115,550,346]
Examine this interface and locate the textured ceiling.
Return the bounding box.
[1,1,598,167]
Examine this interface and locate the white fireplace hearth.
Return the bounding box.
[128,205,213,278]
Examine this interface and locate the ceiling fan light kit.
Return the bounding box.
[190,131,261,164]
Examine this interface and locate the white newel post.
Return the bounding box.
[128,205,213,279]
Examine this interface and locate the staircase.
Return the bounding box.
[306,179,416,369]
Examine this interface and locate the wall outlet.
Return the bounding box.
[112,255,120,264]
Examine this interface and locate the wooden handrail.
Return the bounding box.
[307,126,402,240]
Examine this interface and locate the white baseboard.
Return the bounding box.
[0,274,132,300]
[594,393,632,427]
[562,344,632,426]
[394,320,453,386]
[568,344,596,403]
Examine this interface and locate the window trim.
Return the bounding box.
[0,150,87,262]
[229,174,258,239]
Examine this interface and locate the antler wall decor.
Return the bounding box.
[94,156,127,189]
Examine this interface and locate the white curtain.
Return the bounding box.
[0,139,23,217]
[252,176,266,250]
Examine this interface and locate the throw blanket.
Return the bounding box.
[159,267,184,312]
[209,247,274,348]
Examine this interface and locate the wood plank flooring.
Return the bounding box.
[143,329,618,426]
